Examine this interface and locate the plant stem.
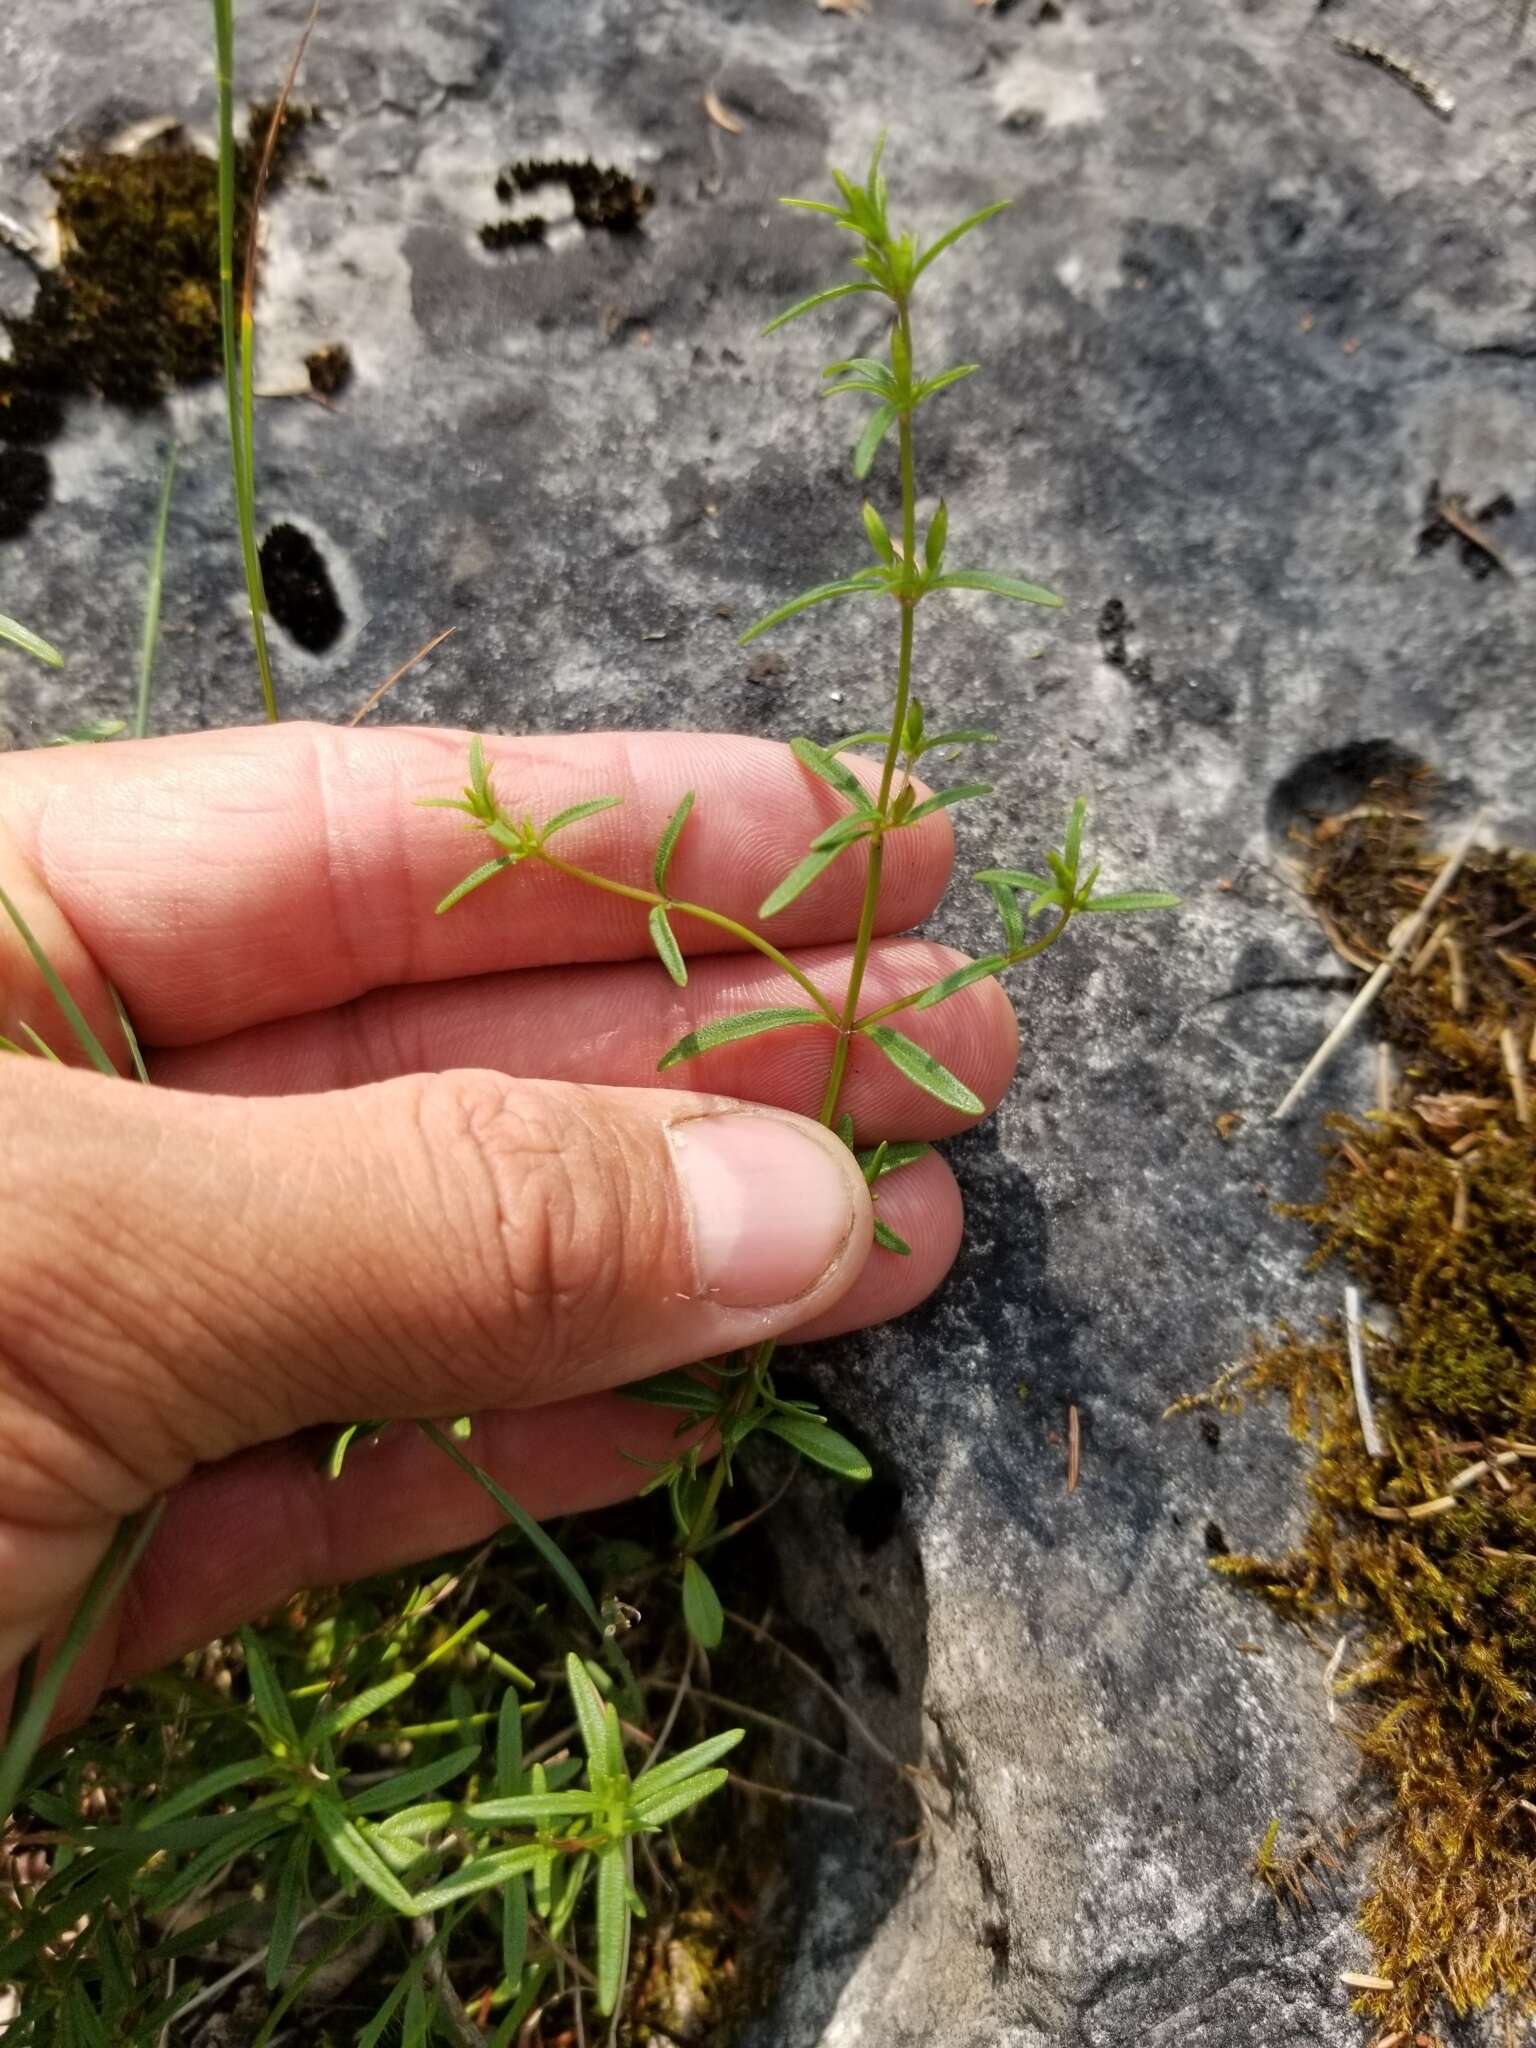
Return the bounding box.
[687,303,925,1558]
[211,0,278,723]
[533,852,837,1020]
[134,443,177,741]
[854,909,1073,1030]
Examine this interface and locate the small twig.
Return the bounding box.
[1409,919,1450,976]
[1500,1024,1531,1127]
[1339,1969,1397,1991]
[349,626,457,727]
[1333,35,1454,119]
[722,1609,904,1774]
[1344,1288,1385,1458]
[1274,816,1485,1119]
[1437,496,1512,575]
[169,1890,348,2022]
[1323,1633,1349,1723]
[1452,1166,1469,1233]
[1447,934,1469,1015]
[1066,1403,1081,1492]
[1374,1042,1393,1116]
[412,1917,484,2048]
[728,1772,858,1816]
[240,0,322,332]
[642,1644,692,1775]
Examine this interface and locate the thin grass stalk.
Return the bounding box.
[0,1503,165,1818]
[134,443,178,740]
[211,0,278,721]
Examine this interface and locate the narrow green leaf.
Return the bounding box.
[461,1790,599,1825]
[762,280,879,335]
[0,613,65,667]
[873,1217,913,1257]
[649,904,688,987]
[622,1372,721,1416]
[739,575,884,646]
[826,356,894,384]
[435,855,515,915]
[922,727,998,752]
[681,1558,724,1649]
[265,1832,309,1990]
[419,1422,602,1633]
[934,569,1063,608]
[924,499,949,576]
[912,955,1009,1010]
[828,728,892,752]
[652,789,696,892]
[852,400,898,479]
[142,1756,273,1826]
[778,196,847,219]
[808,813,876,854]
[913,198,1012,279]
[635,1727,745,1797]
[1062,796,1087,878]
[913,364,980,406]
[658,1006,825,1072]
[502,1872,529,1992]
[790,734,867,806]
[409,1843,545,1915]
[855,1138,930,1179]
[347,1743,481,1815]
[312,1669,416,1745]
[496,1684,525,1797]
[108,984,150,1084]
[311,1799,419,1913]
[135,441,178,740]
[862,1025,984,1114]
[595,1844,629,2015]
[46,719,127,747]
[759,1411,873,1480]
[758,843,850,919]
[543,794,624,841]
[18,1021,61,1062]
[862,499,895,563]
[633,1766,732,1828]
[986,879,1025,950]
[0,882,118,1077]
[904,782,993,823]
[566,1651,610,1772]
[974,866,1054,897]
[1081,890,1181,913]
[239,1629,299,1746]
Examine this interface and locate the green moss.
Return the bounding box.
[1199,778,1536,2036]
[0,105,307,430]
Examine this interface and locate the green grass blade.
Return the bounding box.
[0,614,65,668]
[0,1502,164,1819]
[0,882,118,1076]
[657,1007,826,1071]
[108,983,150,1082]
[134,443,178,739]
[419,1422,602,1633]
[762,280,878,334]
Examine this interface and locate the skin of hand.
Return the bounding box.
[0,722,1018,1726]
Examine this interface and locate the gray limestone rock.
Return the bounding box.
[3,0,1534,2040]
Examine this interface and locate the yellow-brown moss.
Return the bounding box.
[1203,775,1536,2036]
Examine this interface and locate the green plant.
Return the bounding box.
[429,141,1178,1642]
[0,615,63,668]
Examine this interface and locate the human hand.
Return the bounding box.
[0,722,1017,1718]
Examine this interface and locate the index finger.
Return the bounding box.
[0,722,954,1048]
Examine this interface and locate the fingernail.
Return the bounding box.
[669,1111,863,1308]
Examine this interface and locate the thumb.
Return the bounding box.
[0,1062,871,1651]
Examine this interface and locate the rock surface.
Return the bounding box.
[4,0,1535,2040]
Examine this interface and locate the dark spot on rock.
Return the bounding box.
[746,649,786,686]
[304,342,352,396]
[259,523,345,652]
[980,1918,1011,1968]
[842,1473,903,1553]
[1267,738,1432,848]
[854,1625,901,1696]
[0,383,64,444]
[1126,651,1156,689]
[0,445,50,540]
[481,157,653,250]
[1098,596,1132,667]
[1200,1416,1222,1448]
[1204,1520,1229,1555]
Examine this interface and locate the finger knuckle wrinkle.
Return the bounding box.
[425,1075,634,1361]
